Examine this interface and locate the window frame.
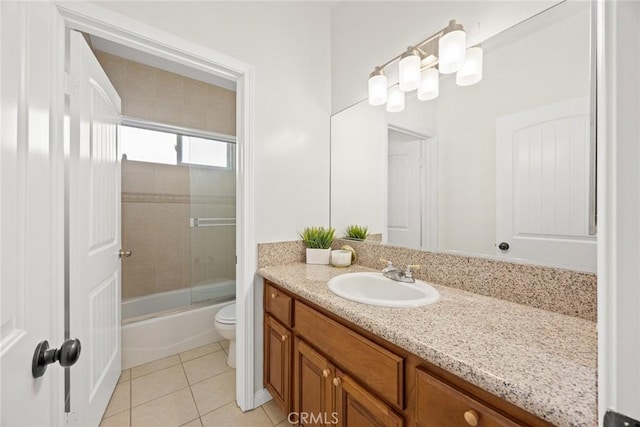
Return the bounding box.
[120,116,236,170]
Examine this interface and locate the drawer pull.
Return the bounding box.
[281,335,287,342]
[464,410,479,426]
[322,369,330,378]
[333,377,342,387]
[271,293,277,299]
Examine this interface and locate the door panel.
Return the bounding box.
[1,2,62,425]
[496,97,596,271]
[387,137,421,249]
[68,30,122,426]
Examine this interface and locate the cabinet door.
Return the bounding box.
[294,339,336,427]
[334,369,404,427]
[415,368,520,427]
[265,314,292,412]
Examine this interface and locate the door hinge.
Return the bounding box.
[64,72,78,96]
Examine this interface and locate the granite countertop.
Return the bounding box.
[257,262,597,427]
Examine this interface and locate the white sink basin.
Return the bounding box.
[327,272,440,308]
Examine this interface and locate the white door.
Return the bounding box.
[68,31,122,426]
[1,2,63,425]
[496,97,596,271]
[387,132,422,249]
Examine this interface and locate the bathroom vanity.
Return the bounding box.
[259,263,596,427]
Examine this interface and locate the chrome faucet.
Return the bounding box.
[380,259,420,283]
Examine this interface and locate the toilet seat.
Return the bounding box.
[215,303,236,325]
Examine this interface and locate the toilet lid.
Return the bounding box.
[216,303,236,324]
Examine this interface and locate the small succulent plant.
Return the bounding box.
[344,224,369,240]
[298,226,336,249]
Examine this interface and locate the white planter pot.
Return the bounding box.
[306,248,331,265]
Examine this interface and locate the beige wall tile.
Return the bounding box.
[122,161,156,194]
[124,60,157,120]
[206,85,236,136]
[183,79,208,131]
[95,50,235,136]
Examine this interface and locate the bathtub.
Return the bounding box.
[121,280,235,369]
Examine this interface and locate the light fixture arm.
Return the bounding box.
[374,30,445,72]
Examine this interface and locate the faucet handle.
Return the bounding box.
[380,258,395,268]
[404,265,421,278]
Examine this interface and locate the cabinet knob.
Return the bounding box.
[322,369,330,378]
[281,335,287,342]
[333,377,341,387]
[271,293,277,299]
[464,410,479,426]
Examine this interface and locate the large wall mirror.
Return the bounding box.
[330,2,596,272]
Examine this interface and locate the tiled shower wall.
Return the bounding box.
[94,50,236,136]
[122,160,235,299]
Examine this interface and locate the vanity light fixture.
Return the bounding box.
[438,20,467,74]
[398,48,421,92]
[367,19,483,109]
[386,86,405,113]
[368,67,388,105]
[456,46,483,86]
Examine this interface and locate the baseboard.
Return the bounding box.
[254,388,273,408]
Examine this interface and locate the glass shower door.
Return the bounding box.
[187,136,237,305]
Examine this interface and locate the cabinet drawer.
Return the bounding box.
[295,301,404,409]
[416,368,520,427]
[265,282,293,327]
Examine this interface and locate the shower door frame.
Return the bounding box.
[52,1,259,412]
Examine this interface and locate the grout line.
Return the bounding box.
[186,367,234,388]
[181,360,202,417]
[130,385,191,410]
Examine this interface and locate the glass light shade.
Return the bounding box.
[368,73,388,106]
[456,47,483,86]
[438,29,466,74]
[398,52,421,92]
[386,86,405,113]
[417,68,439,101]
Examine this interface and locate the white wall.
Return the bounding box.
[330,1,559,114]
[95,1,333,244]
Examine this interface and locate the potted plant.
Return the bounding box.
[299,226,335,265]
[344,224,369,241]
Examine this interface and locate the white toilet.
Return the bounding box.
[214,302,236,368]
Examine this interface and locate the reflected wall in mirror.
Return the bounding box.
[330,2,596,272]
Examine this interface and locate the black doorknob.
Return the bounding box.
[32,338,82,378]
[498,242,510,251]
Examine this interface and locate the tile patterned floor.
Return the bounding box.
[100,340,290,427]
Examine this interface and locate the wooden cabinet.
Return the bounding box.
[294,339,335,426]
[266,282,293,327]
[335,369,404,427]
[415,368,518,427]
[263,280,551,427]
[264,314,292,412]
[293,338,402,427]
